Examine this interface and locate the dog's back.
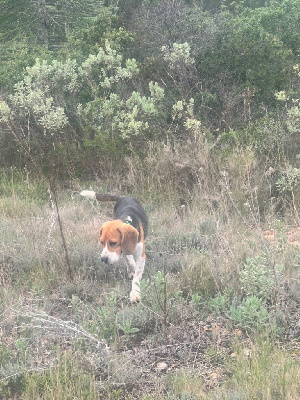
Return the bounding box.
[114,196,148,239]
[80,190,148,239]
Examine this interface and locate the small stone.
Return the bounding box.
[156,362,168,371]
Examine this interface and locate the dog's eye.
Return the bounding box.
[109,241,117,247]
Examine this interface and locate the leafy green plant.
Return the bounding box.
[209,293,229,314]
[118,320,139,336]
[239,256,276,303]
[84,293,119,342]
[229,296,269,332]
[138,271,167,308]
[137,270,172,329]
[276,165,300,195]
[191,293,205,311]
[276,163,300,223]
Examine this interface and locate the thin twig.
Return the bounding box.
[49,184,74,282]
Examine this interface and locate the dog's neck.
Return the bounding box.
[124,216,133,225]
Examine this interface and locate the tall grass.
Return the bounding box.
[0,141,299,398]
[213,339,300,400]
[20,352,98,400]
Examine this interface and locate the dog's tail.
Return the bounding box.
[80,190,121,202]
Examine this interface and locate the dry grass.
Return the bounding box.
[0,144,299,398]
[212,339,300,400]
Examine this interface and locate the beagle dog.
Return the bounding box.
[80,190,148,302]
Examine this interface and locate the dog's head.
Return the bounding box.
[99,220,139,264]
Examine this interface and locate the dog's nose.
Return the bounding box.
[101,257,109,264]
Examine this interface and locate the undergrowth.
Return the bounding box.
[0,143,299,399]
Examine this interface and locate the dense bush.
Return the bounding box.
[0,0,300,177]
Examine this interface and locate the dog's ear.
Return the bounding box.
[99,221,110,243]
[118,224,139,255]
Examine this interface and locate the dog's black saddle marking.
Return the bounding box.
[113,196,148,240]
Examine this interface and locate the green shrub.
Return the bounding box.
[209,293,229,314]
[239,256,277,303]
[229,296,268,333]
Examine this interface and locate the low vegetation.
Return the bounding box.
[0,142,299,398]
[0,1,300,398]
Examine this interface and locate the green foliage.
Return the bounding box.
[0,0,39,43]
[0,0,105,89]
[0,40,51,89]
[118,320,139,336]
[214,339,300,400]
[97,82,163,139]
[239,256,277,302]
[89,293,119,341]
[121,0,300,136]
[229,296,269,332]
[21,353,97,400]
[1,36,204,173]
[208,9,293,103]
[276,165,300,194]
[138,270,168,311]
[209,293,229,314]
[162,42,195,69]
[0,43,144,170]
[137,270,185,328]
[79,42,139,98]
[0,0,104,47]
[1,0,300,175]
[275,65,300,135]
[1,58,78,149]
[191,293,205,311]
[65,9,133,59]
[259,0,300,56]
[11,59,72,132]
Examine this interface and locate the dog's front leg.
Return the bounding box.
[125,255,136,279]
[129,256,145,303]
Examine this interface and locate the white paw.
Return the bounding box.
[130,290,141,303]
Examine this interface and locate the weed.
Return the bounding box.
[118,320,139,336]
[229,296,269,333]
[178,253,217,298]
[214,339,300,400]
[21,352,98,400]
[276,163,300,224]
[239,256,277,303]
[0,162,299,399]
[209,293,229,314]
[191,293,205,311]
[163,369,206,400]
[138,270,175,329]
[88,293,119,342]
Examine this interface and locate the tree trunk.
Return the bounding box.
[35,0,49,47]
